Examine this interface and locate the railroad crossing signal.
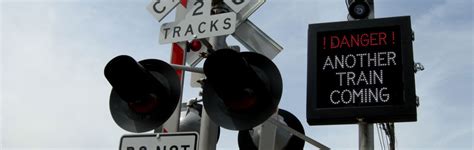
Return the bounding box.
[104,55,181,133]
[202,49,282,130]
[103,0,331,149]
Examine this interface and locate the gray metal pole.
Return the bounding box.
[358,121,374,150]
[198,32,229,150]
[258,112,278,150]
[161,43,186,133]
[158,0,190,133]
[170,64,204,74]
[349,0,375,149]
[198,107,219,150]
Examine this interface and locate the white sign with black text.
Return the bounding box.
[160,12,236,44]
[120,132,199,150]
[158,0,241,44]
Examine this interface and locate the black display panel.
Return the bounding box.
[307,16,417,125]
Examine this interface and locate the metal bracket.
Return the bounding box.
[199,38,214,53]
[170,64,204,74]
[268,117,330,150]
[416,96,420,107]
[414,62,424,73]
[156,133,161,140]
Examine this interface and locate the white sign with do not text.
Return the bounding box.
[120,132,199,150]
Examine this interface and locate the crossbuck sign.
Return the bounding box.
[148,0,252,44]
[148,0,283,61]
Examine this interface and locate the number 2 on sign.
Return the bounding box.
[192,1,204,16]
[187,0,249,17]
[187,0,211,17]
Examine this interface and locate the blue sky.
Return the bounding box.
[1,0,472,149]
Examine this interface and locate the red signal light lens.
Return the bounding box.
[224,88,258,111]
[189,39,202,52]
[128,93,160,113]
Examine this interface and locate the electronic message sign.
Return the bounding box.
[307,16,417,125]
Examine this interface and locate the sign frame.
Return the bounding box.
[119,132,199,150]
[306,16,417,125]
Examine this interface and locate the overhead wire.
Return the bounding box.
[376,123,385,150]
[382,123,394,150]
[384,123,390,149]
[389,123,396,150]
[380,123,388,150]
[384,124,389,150]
